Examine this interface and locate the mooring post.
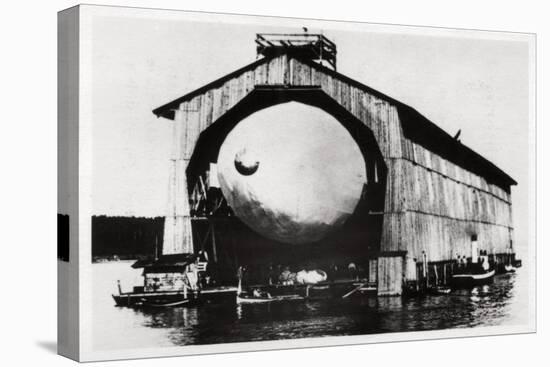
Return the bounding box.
[117,280,122,295]
[422,251,427,290]
[211,222,218,263]
[471,234,479,264]
[416,264,421,291]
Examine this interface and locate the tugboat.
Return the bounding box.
[451,268,495,287]
[451,250,495,288]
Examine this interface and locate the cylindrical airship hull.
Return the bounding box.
[217,102,367,245]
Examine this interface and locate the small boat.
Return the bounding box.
[236,293,303,304]
[141,299,191,308]
[236,294,273,304]
[504,264,517,273]
[451,269,495,288]
[432,286,452,295]
[236,277,273,304]
[311,285,330,290]
[235,276,306,304]
[358,284,377,293]
[112,291,196,307]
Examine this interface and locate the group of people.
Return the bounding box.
[456,250,491,271]
[456,254,469,268]
[478,250,491,271]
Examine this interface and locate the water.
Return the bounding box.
[92,261,529,351]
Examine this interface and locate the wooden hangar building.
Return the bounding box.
[152,34,517,296]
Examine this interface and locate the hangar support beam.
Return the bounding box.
[162,105,201,254]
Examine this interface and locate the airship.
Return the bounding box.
[216,102,367,245]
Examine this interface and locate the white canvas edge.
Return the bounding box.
[74,4,537,362]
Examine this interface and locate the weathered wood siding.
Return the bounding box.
[162,54,514,273]
[163,55,405,255]
[162,108,200,254]
[382,141,513,262]
[377,256,404,296]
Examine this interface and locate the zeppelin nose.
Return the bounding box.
[234,148,259,176]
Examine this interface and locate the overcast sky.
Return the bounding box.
[89,9,532,254]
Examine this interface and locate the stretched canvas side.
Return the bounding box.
[57,5,80,361]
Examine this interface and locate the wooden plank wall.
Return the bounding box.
[162,107,200,254]
[164,54,513,270]
[377,256,403,296]
[381,141,514,262]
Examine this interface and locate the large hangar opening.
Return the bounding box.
[217,102,367,245]
[186,88,386,284]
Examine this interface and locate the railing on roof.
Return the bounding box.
[256,33,337,70]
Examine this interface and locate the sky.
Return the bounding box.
[89,9,532,256]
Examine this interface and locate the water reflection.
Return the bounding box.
[93,263,527,350]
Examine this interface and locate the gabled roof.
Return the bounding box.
[152,54,516,189]
[153,57,274,120]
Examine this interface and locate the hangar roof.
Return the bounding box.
[152,54,517,189]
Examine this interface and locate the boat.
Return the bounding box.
[113,254,203,308]
[357,285,377,294]
[503,254,519,273]
[451,269,495,288]
[429,286,452,295]
[504,264,517,273]
[141,299,190,308]
[236,294,274,304]
[235,273,305,304]
[236,293,304,304]
[112,290,197,308]
[311,285,330,290]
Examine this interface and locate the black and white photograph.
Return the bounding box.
[56,4,536,362]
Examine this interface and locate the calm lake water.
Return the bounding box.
[92,261,529,351]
